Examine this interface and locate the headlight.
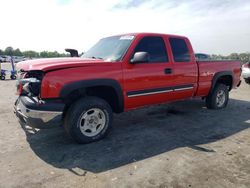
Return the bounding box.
[16,70,44,96]
[17,78,41,96]
[21,78,41,95]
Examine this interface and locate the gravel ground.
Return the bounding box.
[0,63,249,188]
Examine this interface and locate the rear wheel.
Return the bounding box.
[244,78,250,84]
[206,84,229,109]
[64,97,113,144]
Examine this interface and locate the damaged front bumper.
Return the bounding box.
[14,96,65,129]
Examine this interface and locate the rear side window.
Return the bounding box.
[133,36,168,63]
[169,38,190,62]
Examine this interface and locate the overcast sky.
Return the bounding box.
[0,0,249,55]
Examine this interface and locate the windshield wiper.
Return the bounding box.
[90,56,103,60]
[81,56,104,60]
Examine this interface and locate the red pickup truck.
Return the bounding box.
[14,33,241,144]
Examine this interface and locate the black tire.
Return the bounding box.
[0,75,5,80]
[244,78,250,84]
[64,97,113,144]
[10,75,17,80]
[206,84,229,109]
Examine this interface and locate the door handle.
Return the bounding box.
[164,68,172,74]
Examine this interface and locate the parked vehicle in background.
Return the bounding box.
[195,53,211,61]
[14,33,241,144]
[4,56,11,62]
[242,62,250,84]
[2,56,26,63]
[13,56,26,63]
[0,56,5,62]
[0,55,9,62]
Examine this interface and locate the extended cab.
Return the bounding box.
[14,33,241,144]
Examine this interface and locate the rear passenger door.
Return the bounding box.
[168,37,198,99]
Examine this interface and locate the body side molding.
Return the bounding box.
[127,84,194,98]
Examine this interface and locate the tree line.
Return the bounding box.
[211,53,250,65]
[0,46,69,58]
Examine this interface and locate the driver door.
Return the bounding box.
[122,35,175,110]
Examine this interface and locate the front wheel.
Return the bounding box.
[64,97,113,144]
[0,75,5,80]
[206,84,229,109]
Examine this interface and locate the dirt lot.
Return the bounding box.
[0,63,249,188]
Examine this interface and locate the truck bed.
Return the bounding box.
[196,60,241,97]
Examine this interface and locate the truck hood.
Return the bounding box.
[16,57,108,72]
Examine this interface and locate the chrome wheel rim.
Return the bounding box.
[216,90,226,107]
[78,108,106,137]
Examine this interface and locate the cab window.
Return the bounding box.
[133,36,168,63]
[169,38,190,62]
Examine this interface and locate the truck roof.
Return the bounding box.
[109,32,188,39]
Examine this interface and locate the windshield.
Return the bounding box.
[81,35,134,61]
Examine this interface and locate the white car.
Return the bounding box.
[242,62,250,84]
[13,56,26,63]
[0,55,9,62]
[7,56,26,63]
[4,56,11,62]
[0,56,4,62]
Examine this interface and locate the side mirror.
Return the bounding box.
[130,52,149,63]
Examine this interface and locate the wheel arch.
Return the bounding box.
[60,79,124,113]
[210,71,234,93]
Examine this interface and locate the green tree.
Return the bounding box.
[229,53,240,60]
[39,51,68,58]
[40,51,49,58]
[14,48,23,56]
[23,50,39,58]
[5,46,14,56]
